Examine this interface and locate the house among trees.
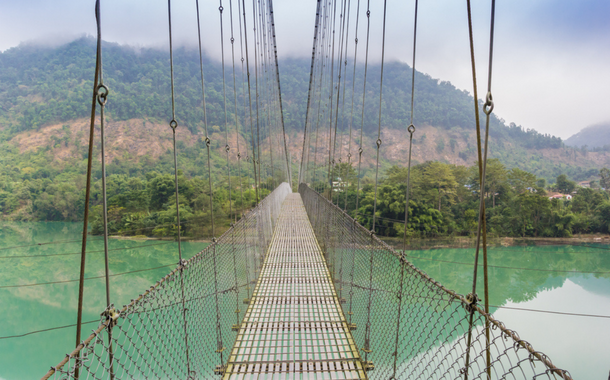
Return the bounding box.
[548,192,572,200]
[332,177,349,192]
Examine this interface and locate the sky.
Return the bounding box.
[0,0,609,140]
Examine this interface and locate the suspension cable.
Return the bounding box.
[344,0,361,212]
[463,1,496,378]
[75,1,102,373]
[324,0,338,199]
[252,0,263,194]
[362,0,384,365]
[228,0,246,221]
[260,2,275,190]
[237,0,254,302]
[311,4,330,192]
[241,0,260,205]
[268,0,292,186]
[219,0,235,226]
[392,1,418,377]
[227,0,246,330]
[353,0,372,219]
[299,0,322,185]
[330,0,349,203]
[400,0,419,254]
[337,0,351,208]
[370,0,388,233]
[167,1,191,376]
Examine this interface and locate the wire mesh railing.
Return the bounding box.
[42,183,291,380]
[299,183,572,380]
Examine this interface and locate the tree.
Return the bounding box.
[600,168,610,190]
[421,162,458,212]
[508,168,537,194]
[556,174,576,194]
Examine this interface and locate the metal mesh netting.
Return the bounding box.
[299,184,573,380]
[43,183,291,380]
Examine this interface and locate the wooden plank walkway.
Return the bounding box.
[223,193,367,380]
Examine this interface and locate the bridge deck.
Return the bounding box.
[223,193,366,380]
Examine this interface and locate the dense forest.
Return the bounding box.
[1,38,609,238]
[318,160,610,238]
[0,37,561,146]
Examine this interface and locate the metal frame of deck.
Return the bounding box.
[222,194,367,380]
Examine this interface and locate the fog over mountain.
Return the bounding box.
[564,122,610,149]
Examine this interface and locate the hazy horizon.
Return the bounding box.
[1,0,609,140]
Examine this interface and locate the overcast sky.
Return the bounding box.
[1,0,609,140]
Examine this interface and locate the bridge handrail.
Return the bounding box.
[43,182,291,380]
[299,183,572,380]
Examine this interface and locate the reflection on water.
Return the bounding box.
[405,244,610,380]
[0,222,207,380]
[1,223,609,379]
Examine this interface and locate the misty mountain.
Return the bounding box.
[0,37,561,148]
[564,122,610,149]
[2,37,610,183]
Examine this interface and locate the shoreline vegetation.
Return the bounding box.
[2,39,610,241]
[381,234,610,251]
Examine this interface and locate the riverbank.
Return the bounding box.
[380,234,610,250]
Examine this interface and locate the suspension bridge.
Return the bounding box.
[40,0,573,379]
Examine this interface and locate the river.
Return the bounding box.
[0,223,608,379]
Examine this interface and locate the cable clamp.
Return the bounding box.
[214,365,226,375]
[464,292,480,313]
[362,360,374,371]
[483,91,494,115]
[96,84,109,106]
[102,305,120,328]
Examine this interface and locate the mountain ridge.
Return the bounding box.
[1,37,609,183]
[564,122,610,149]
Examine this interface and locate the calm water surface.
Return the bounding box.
[1,223,608,379]
[404,243,610,379]
[0,222,207,380]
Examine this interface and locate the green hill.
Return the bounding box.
[564,122,610,149]
[1,38,610,224]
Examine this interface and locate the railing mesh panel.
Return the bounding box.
[43,183,291,380]
[299,183,572,380]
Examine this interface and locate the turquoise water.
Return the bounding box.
[0,222,207,380]
[1,223,608,379]
[404,244,610,379]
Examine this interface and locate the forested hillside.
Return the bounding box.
[1,37,610,230]
[564,122,610,150]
